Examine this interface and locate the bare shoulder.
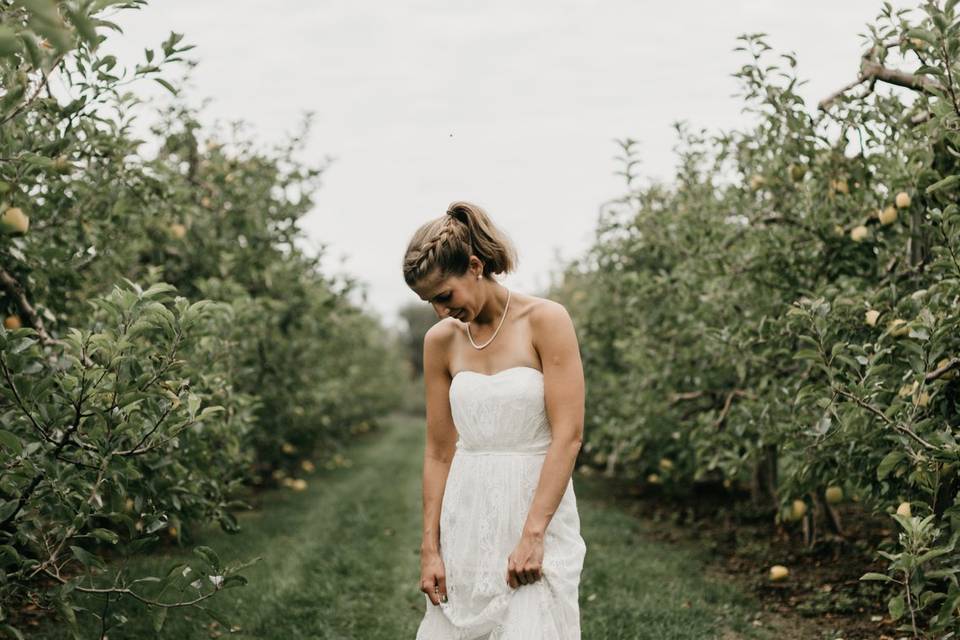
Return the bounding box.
[424,316,458,344]
[423,317,459,372]
[525,295,581,376]
[524,295,573,330]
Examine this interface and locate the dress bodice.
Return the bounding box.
[449,366,553,454]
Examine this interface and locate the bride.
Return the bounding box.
[403,201,588,639]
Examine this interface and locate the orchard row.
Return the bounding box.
[0,2,406,637]
[553,3,960,635]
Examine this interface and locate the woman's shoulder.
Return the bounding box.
[423,317,460,348]
[516,293,570,325]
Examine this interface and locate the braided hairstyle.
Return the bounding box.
[403,201,518,287]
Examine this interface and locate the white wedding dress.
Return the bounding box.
[416,366,587,640]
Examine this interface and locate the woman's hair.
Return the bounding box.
[403,201,518,287]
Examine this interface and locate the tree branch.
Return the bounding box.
[819,58,945,112]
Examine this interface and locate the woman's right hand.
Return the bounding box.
[420,548,447,605]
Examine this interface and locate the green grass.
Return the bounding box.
[35,413,774,639]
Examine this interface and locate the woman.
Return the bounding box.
[403,201,588,639]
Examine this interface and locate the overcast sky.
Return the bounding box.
[102,1,913,329]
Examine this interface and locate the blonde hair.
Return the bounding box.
[403,201,518,287]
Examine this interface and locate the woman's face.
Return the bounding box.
[412,261,482,321]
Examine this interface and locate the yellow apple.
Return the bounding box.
[830,178,849,195]
[887,319,910,337]
[865,309,880,326]
[769,565,790,581]
[878,206,898,225]
[3,315,21,330]
[169,223,187,239]
[791,499,807,520]
[850,225,869,242]
[937,358,957,380]
[0,207,29,234]
[53,155,73,174]
[658,458,674,471]
[895,191,911,209]
[825,486,843,504]
[647,473,661,484]
[896,501,911,517]
[899,381,918,398]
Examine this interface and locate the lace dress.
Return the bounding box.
[416,366,587,640]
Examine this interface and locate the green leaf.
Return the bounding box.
[91,0,131,14]
[907,27,939,46]
[888,594,906,620]
[63,7,98,47]
[2,624,26,640]
[193,546,220,571]
[916,64,946,77]
[69,545,104,570]
[917,546,953,564]
[0,26,23,58]
[0,430,23,455]
[187,393,201,418]
[91,528,119,545]
[878,450,906,480]
[18,0,75,53]
[154,77,178,95]
[142,282,177,299]
[860,572,894,582]
[144,515,169,535]
[0,500,19,523]
[151,606,167,633]
[0,545,22,568]
[926,174,960,194]
[55,596,78,631]
[221,574,247,589]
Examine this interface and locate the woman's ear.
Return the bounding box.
[469,255,484,278]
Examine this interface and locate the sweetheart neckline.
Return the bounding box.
[451,365,543,380]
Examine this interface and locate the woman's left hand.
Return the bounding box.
[506,532,545,588]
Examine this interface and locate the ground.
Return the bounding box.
[32,412,896,639]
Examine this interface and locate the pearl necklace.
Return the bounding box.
[467,289,511,350]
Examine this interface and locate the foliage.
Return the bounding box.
[0,0,406,635]
[552,1,960,633]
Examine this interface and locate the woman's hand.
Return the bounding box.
[420,548,448,605]
[506,532,545,588]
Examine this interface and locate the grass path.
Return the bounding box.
[38,412,775,639]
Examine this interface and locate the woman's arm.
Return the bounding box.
[522,300,585,539]
[421,321,458,554]
[506,300,584,588]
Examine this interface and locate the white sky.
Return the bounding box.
[101,1,914,329]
